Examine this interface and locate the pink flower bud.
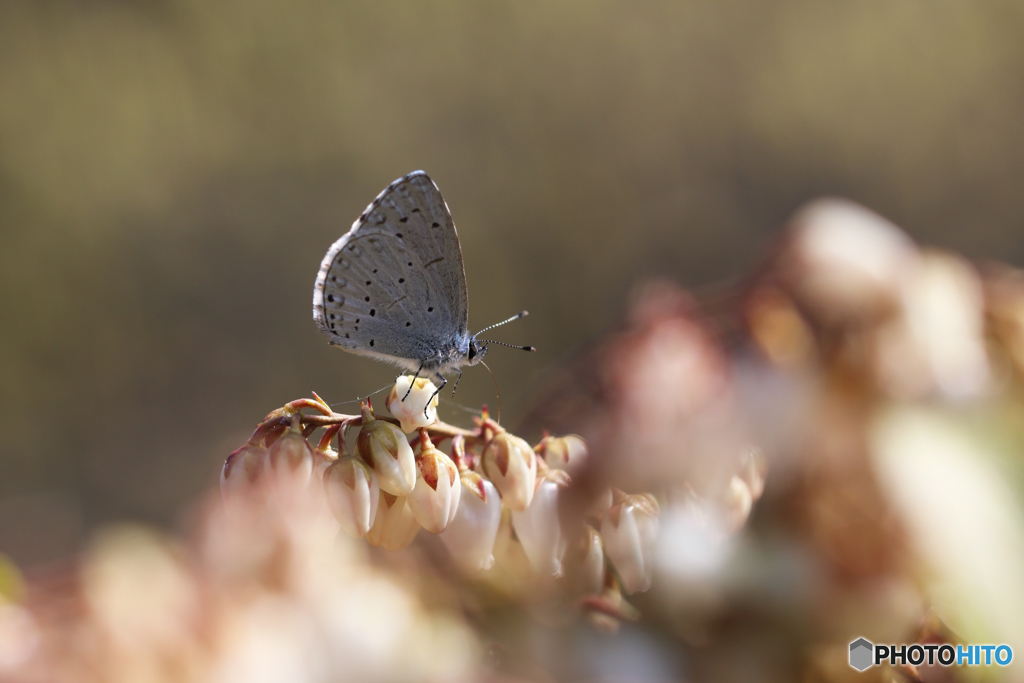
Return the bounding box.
[323,456,380,538]
[365,492,420,551]
[264,427,314,490]
[511,473,569,577]
[408,434,461,534]
[601,493,660,594]
[440,471,502,571]
[356,403,416,496]
[481,432,537,512]
[537,434,588,473]
[386,376,438,433]
[220,442,267,498]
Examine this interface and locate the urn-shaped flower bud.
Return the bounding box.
[511,471,570,576]
[265,426,314,490]
[220,442,267,498]
[537,434,588,473]
[481,431,537,512]
[356,402,416,496]
[365,493,420,551]
[323,456,380,538]
[386,376,439,433]
[440,471,502,571]
[601,492,660,594]
[408,433,461,534]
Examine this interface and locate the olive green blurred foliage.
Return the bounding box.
[2,0,1024,565]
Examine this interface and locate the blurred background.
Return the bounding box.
[3,0,1024,572]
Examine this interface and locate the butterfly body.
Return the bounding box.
[312,171,489,378]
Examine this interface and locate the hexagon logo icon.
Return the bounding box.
[849,638,874,671]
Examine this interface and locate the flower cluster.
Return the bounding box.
[219,376,696,625]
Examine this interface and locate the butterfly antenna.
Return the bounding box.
[480,360,501,424]
[479,339,536,352]
[475,310,529,336]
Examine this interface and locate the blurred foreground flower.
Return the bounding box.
[366,492,420,551]
[4,492,479,682]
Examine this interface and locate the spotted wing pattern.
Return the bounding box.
[312,171,470,369]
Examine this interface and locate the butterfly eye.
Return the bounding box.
[468,345,476,360]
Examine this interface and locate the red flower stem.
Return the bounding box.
[284,398,334,416]
[317,425,341,452]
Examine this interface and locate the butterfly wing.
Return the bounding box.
[312,171,470,368]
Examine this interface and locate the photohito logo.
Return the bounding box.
[849,638,1013,671]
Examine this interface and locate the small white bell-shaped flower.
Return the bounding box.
[481,431,537,512]
[386,375,439,433]
[356,401,416,496]
[537,434,588,473]
[407,432,461,534]
[220,441,267,499]
[440,471,502,571]
[601,492,660,594]
[323,455,380,538]
[511,469,570,577]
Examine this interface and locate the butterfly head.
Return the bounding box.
[466,337,489,366]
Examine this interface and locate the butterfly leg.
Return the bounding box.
[425,372,447,418]
[402,360,427,401]
[451,368,463,398]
